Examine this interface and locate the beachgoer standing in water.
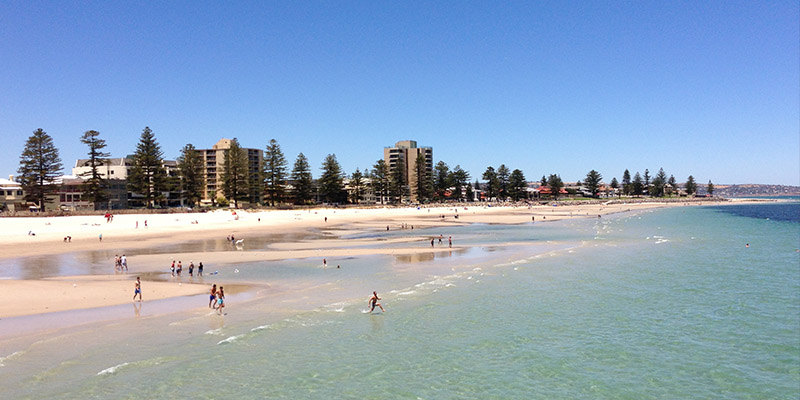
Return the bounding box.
[209,284,217,308]
[216,286,225,314]
[133,277,142,302]
[368,291,385,313]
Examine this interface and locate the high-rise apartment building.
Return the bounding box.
[383,140,433,202]
[197,139,263,205]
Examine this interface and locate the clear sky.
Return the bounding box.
[1,1,798,185]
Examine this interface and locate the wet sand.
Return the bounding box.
[0,201,709,322]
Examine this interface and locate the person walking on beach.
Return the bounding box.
[188,261,194,276]
[177,261,182,276]
[367,291,385,313]
[170,260,176,277]
[448,236,452,248]
[216,286,225,314]
[121,254,128,271]
[133,277,142,302]
[430,238,434,248]
[198,262,204,276]
[209,284,217,308]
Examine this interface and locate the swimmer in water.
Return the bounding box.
[368,291,385,313]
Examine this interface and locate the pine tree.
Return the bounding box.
[79,130,110,209]
[17,128,63,210]
[540,175,547,187]
[584,169,603,198]
[622,169,631,196]
[610,177,620,197]
[413,152,432,202]
[349,168,364,204]
[643,169,651,194]
[496,164,510,200]
[547,174,564,200]
[632,172,644,196]
[220,138,249,208]
[509,169,527,201]
[177,143,203,207]
[685,175,697,196]
[667,175,677,196]
[263,139,288,206]
[433,161,450,201]
[319,154,346,204]
[128,127,166,208]
[707,180,714,196]
[482,166,498,200]
[449,165,470,201]
[370,159,389,205]
[651,168,668,197]
[388,161,406,203]
[434,161,451,201]
[465,182,474,202]
[291,153,313,205]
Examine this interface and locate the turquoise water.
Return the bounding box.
[1,204,798,399]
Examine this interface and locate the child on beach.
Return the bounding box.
[216,286,225,314]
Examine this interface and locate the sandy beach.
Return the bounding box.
[0,201,719,321]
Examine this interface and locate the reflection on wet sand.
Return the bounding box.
[0,231,327,280]
[393,247,470,263]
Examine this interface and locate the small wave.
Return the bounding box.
[205,328,223,336]
[250,325,270,332]
[218,334,245,345]
[0,351,25,367]
[97,362,130,376]
[396,290,416,296]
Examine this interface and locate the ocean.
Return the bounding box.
[1,202,798,399]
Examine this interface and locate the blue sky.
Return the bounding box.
[1,1,798,185]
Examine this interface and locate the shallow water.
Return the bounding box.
[1,204,798,399]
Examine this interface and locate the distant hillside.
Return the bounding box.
[712,184,800,197]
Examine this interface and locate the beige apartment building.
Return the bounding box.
[0,175,25,212]
[197,139,263,205]
[383,140,433,202]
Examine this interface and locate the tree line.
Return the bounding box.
[14,128,714,210]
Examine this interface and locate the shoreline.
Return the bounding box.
[0,200,738,324]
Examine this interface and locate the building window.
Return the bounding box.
[110,170,114,175]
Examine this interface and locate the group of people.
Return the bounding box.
[430,234,453,248]
[208,284,225,315]
[114,254,128,271]
[171,260,203,277]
